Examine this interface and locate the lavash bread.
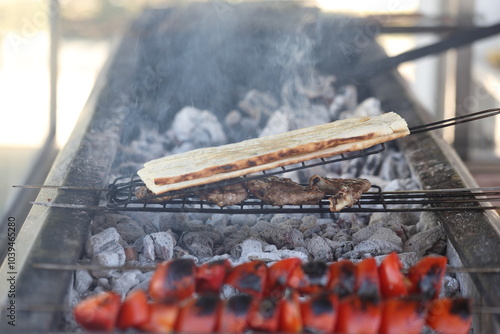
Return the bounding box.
[138,112,409,194]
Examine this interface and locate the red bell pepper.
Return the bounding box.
[356,257,381,299]
[300,292,338,333]
[336,296,382,334]
[215,294,253,334]
[378,252,408,298]
[73,291,122,332]
[279,290,303,333]
[408,255,447,300]
[117,289,149,330]
[196,258,231,294]
[327,259,357,298]
[426,298,472,334]
[149,258,197,302]
[224,260,268,298]
[247,297,282,332]
[138,302,178,334]
[175,294,220,334]
[379,298,426,334]
[265,257,302,298]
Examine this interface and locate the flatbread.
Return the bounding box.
[138,112,408,194]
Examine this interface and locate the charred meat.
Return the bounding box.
[309,175,371,212]
[247,176,325,206]
[198,182,249,207]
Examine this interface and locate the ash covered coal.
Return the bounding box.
[66,64,457,332]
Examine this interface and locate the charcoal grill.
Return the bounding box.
[2,2,500,333]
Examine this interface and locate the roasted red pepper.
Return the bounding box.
[299,261,330,294]
[408,255,447,300]
[73,291,121,332]
[224,260,268,298]
[149,258,197,302]
[138,302,178,334]
[379,298,426,334]
[378,252,408,298]
[175,294,220,334]
[265,257,302,298]
[117,289,149,330]
[336,296,382,334]
[279,290,303,333]
[300,292,338,333]
[196,259,231,294]
[247,297,281,332]
[356,257,381,299]
[426,298,472,334]
[327,259,357,298]
[215,294,253,334]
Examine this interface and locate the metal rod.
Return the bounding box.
[409,108,500,134]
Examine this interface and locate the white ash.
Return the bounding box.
[111,269,142,297]
[238,89,279,122]
[169,106,227,152]
[143,231,176,261]
[74,270,93,294]
[404,225,446,257]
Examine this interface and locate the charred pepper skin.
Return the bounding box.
[73,254,472,334]
[379,298,426,334]
[300,292,339,333]
[408,255,447,300]
[149,258,197,302]
[215,294,253,334]
[117,289,149,330]
[426,298,472,334]
[73,291,121,332]
[224,260,268,298]
[378,252,409,299]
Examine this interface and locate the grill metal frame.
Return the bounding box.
[1,4,499,332]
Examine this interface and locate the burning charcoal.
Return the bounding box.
[328,85,357,119]
[368,227,403,251]
[342,97,382,119]
[91,250,126,279]
[299,215,318,232]
[440,275,460,298]
[74,270,94,294]
[369,211,417,228]
[143,231,176,261]
[170,106,227,148]
[306,236,333,262]
[157,213,190,232]
[325,240,354,260]
[127,212,159,235]
[404,225,446,257]
[415,211,441,233]
[86,227,124,258]
[332,230,352,243]
[230,214,258,227]
[292,104,330,129]
[252,221,297,249]
[259,109,290,137]
[379,152,412,180]
[289,229,306,248]
[115,217,146,244]
[123,246,139,262]
[181,231,221,259]
[235,239,263,261]
[111,270,141,297]
[206,214,230,228]
[238,89,278,122]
